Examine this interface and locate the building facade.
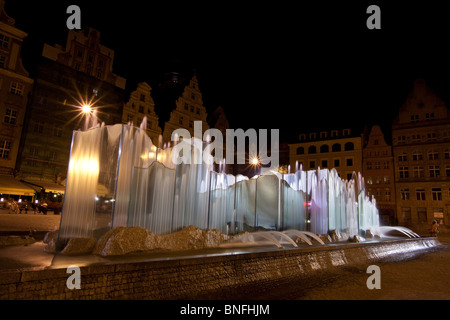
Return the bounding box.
[15,28,126,191]
[0,1,33,176]
[289,128,363,181]
[122,82,162,144]
[363,125,396,225]
[392,79,450,231]
[162,74,209,144]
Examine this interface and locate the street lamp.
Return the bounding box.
[81,104,92,114]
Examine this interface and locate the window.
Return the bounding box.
[0,54,6,68]
[320,131,327,139]
[446,165,450,177]
[397,136,406,144]
[10,81,24,95]
[321,160,328,168]
[184,103,189,110]
[139,105,144,113]
[416,188,426,201]
[367,162,372,170]
[33,121,44,134]
[428,150,439,160]
[0,33,10,49]
[432,188,442,201]
[385,189,391,201]
[53,126,63,137]
[412,151,423,161]
[320,145,329,153]
[400,188,410,201]
[189,120,193,128]
[0,140,11,159]
[417,208,427,223]
[191,93,195,100]
[127,114,133,123]
[429,165,440,177]
[308,146,316,154]
[334,159,340,167]
[196,108,200,115]
[410,114,419,122]
[426,113,434,121]
[346,158,353,166]
[383,176,390,184]
[299,134,306,141]
[374,161,380,169]
[383,161,390,169]
[445,149,450,160]
[343,129,351,136]
[296,147,304,155]
[309,161,315,169]
[4,109,17,125]
[413,166,424,178]
[331,130,338,137]
[309,133,316,140]
[399,166,409,178]
[398,152,407,161]
[179,116,183,125]
[344,142,354,151]
[332,143,341,152]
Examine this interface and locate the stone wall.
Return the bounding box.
[0,238,438,300]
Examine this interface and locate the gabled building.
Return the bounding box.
[162,73,209,144]
[363,125,396,225]
[122,82,162,144]
[392,78,450,232]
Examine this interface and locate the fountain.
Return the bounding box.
[58,122,384,251]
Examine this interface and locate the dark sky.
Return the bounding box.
[6,1,450,143]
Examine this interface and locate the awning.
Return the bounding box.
[20,179,66,194]
[0,175,36,196]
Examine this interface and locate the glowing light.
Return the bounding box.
[69,156,100,175]
[251,157,259,165]
[81,104,92,114]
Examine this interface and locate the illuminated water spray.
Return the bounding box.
[58,123,380,246]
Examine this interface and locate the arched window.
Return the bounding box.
[308,146,317,154]
[296,147,304,155]
[344,142,354,151]
[332,143,341,152]
[320,145,329,153]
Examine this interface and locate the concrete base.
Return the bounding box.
[0,237,440,300]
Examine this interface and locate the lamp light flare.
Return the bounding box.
[81,104,92,114]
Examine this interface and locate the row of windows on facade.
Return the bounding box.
[396,150,450,161]
[409,112,435,122]
[394,131,450,144]
[402,208,443,224]
[184,102,201,115]
[398,165,449,178]
[400,187,448,202]
[298,157,354,170]
[295,142,355,155]
[126,114,155,130]
[366,188,392,202]
[299,129,352,141]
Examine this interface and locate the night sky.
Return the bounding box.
[6,1,450,143]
